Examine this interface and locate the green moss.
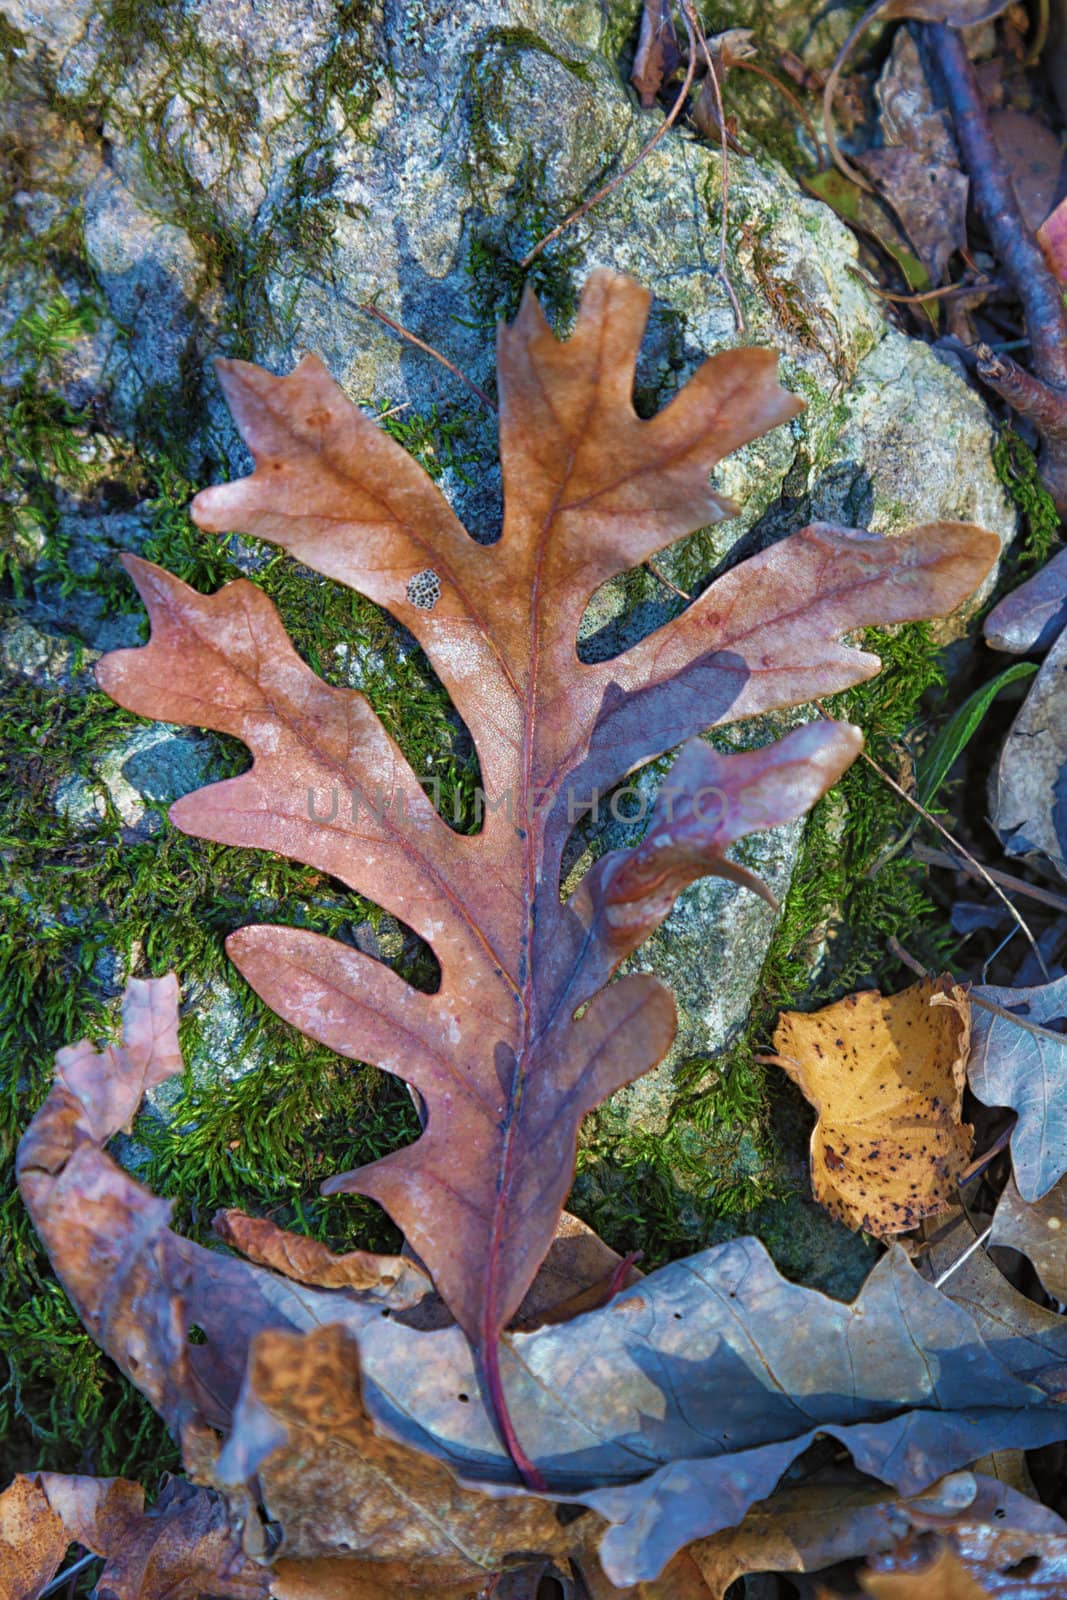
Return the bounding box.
[992,428,1061,576]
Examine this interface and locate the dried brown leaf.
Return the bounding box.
[767,977,973,1235]
[93,271,997,1457]
[990,1173,1067,1302]
[0,1474,267,1600]
[18,985,1067,1590]
[212,1209,432,1306]
[213,1322,570,1584]
[631,0,681,107]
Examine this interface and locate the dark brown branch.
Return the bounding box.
[923,22,1067,509]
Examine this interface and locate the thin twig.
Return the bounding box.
[890,937,1065,1045]
[959,1124,1013,1187]
[846,269,999,305]
[684,1,745,331]
[645,557,692,599]
[934,1221,992,1288]
[912,843,1067,915]
[520,7,699,270]
[359,303,497,413]
[814,701,1049,980]
[821,0,884,190]
[40,1554,97,1599]
[730,55,824,164]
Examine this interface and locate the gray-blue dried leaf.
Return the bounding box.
[984,547,1067,655]
[970,977,1067,1202]
[989,626,1067,884]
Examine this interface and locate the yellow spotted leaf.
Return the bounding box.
[768,978,973,1236]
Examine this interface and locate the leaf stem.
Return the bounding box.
[482,1336,547,1491]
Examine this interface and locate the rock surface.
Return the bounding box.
[0,0,1015,1156]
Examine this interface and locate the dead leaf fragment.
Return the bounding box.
[768,977,973,1235]
[856,146,969,281]
[1038,196,1067,285]
[691,1471,1066,1600]
[213,1209,432,1307]
[990,1173,1067,1301]
[988,626,1067,883]
[984,546,1067,654]
[214,1322,571,1584]
[631,0,681,107]
[969,975,1067,1198]
[0,1473,268,1600]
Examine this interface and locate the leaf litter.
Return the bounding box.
[14,259,1067,1600]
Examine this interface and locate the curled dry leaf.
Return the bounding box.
[689,1471,1067,1600]
[969,976,1067,1200]
[766,977,973,1235]
[0,1473,268,1600]
[858,1522,1067,1596]
[990,1173,1067,1302]
[93,269,998,1465]
[19,977,1067,1590]
[630,0,681,108]
[212,1209,432,1305]
[984,546,1067,655]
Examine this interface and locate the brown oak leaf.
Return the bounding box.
[94,270,998,1467]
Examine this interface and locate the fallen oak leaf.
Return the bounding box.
[93,269,999,1471]
[20,980,1067,1593]
[765,977,973,1236]
[0,1473,268,1600]
[968,975,1067,1200]
[989,1174,1067,1303]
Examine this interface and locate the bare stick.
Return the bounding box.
[731,56,824,164]
[924,22,1067,509]
[520,8,699,270]
[821,0,884,190]
[912,842,1067,915]
[814,701,1049,980]
[359,303,497,413]
[934,1221,992,1288]
[646,557,692,599]
[684,1,744,332]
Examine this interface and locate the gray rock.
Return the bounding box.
[1,616,98,690]
[54,725,221,836]
[1,0,1016,1129]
